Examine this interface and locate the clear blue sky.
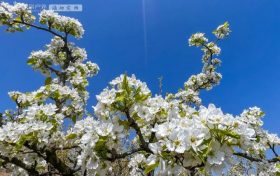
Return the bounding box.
[1,0,280,134]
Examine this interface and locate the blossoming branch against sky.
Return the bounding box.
[1,0,280,175]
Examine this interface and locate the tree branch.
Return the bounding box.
[234,152,280,163]
[125,110,152,153]
[25,142,76,176]
[106,148,145,162]
[42,62,61,76]
[268,143,279,157]
[12,20,64,39]
[233,152,262,162]
[0,154,39,175]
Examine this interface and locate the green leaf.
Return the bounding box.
[192,112,199,116]
[135,93,151,102]
[66,133,77,140]
[72,116,77,124]
[94,136,107,151]
[144,162,159,174]
[118,119,130,130]
[35,92,44,99]
[212,128,240,139]
[45,77,52,85]
[14,16,22,23]
[223,21,229,27]
[160,151,170,160]
[16,133,35,150]
[52,91,60,99]
[122,74,131,94]
[115,94,125,102]
[27,58,37,65]
[94,136,109,158]
[135,118,145,126]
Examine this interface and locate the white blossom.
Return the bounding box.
[0,7,279,175]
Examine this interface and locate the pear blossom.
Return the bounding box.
[0,2,280,175]
[189,33,208,46]
[213,21,231,39]
[39,10,84,38]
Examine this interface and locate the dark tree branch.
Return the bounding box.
[0,154,39,175]
[45,148,75,176]
[184,163,205,176]
[42,62,61,76]
[268,143,279,157]
[268,157,280,163]
[25,142,76,176]
[125,110,152,153]
[234,152,280,163]
[12,20,64,39]
[233,152,262,162]
[106,148,145,162]
[53,145,79,151]
[149,119,157,143]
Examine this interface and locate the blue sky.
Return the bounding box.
[1,0,280,134]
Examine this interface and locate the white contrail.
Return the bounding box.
[142,0,148,66]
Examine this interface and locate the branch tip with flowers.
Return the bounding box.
[0,2,280,176]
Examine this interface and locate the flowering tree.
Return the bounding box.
[0,2,280,176]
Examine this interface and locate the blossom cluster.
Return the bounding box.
[0,2,35,32]
[91,74,280,175]
[39,10,84,38]
[0,2,84,38]
[175,22,230,105]
[213,22,231,39]
[0,2,280,176]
